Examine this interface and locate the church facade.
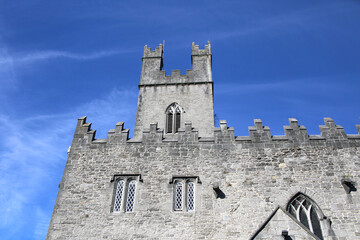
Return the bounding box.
[47,42,360,240]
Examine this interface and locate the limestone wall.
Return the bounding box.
[133,83,214,140]
[134,42,213,140]
[47,117,360,240]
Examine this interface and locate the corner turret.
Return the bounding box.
[140,43,164,85]
[191,41,212,83]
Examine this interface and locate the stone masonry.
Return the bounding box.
[47,43,360,240]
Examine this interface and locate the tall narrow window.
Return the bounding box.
[172,177,197,212]
[125,180,136,212]
[175,112,181,132]
[174,182,183,211]
[167,113,173,133]
[112,176,139,213]
[187,182,195,211]
[113,180,125,212]
[166,103,183,133]
[287,193,323,240]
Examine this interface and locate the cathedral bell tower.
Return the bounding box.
[133,42,214,140]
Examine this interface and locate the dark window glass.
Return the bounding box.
[175,113,181,132]
[288,194,323,240]
[167,114,173,133]
[299,207,309,229]
[311,207,323,239]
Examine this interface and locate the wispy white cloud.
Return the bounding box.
[0,88,137,239]
[0,44,138,94]
[0,48,136,65]
[0,47,17,92]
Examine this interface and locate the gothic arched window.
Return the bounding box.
[166,103,183,133]
[287,193,324,240]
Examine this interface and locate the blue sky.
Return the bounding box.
[0,1,359,239]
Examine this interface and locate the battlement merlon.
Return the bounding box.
[143,43,164,58]
[191,42,212,82]
[140,43,164,85]
[70,117,360,148]
[191,41,211,56]
[140,42,212,85]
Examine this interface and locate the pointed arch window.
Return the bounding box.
[166,103,183,133]
[287,193,323,240]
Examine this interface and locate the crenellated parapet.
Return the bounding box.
[70,117,360,149]
[177,122,199,143]
[107,122,130,143]
[191,41,211,56]
[142,122,164,144]
[139,42,212,85]
[214,120,235,143]
[71,116,96,146]
[284,118,309,144]
[320,117,347,140]
[248,119,272,143]
[143,44,164,59]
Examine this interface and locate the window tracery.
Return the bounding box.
[166,103,183,133]
[287,193,323,239]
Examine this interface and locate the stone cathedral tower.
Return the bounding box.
[133,42,214,140]
[47,42,360,240]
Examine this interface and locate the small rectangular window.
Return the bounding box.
[112,175,141,213]
[171,177,199,212]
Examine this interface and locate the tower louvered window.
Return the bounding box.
[113,177,138,213]
[173,178,196,212]
[166,103,183,133]
[287,193,323,240]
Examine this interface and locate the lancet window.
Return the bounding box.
[166,103,183,133]
[287,193,323,239]
[173,178,196,212]
[113,176,138,213]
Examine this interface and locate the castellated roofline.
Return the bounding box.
[140,42,212,86]
[191,41,211,56]
[142,41,211,58]
[143,43,164,58]
[71,116,360,148]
